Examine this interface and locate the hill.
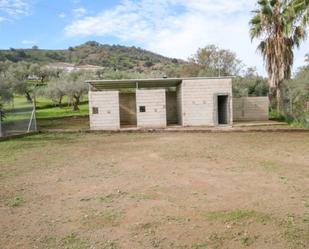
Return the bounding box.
[0,41,182,72]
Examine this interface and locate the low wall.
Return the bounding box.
[233,97,269,121]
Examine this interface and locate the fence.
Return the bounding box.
[233,97,269,121]
[281,95,309,126]
[0,97,37,138]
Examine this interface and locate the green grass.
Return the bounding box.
[61,233,87,249]
[3,95,89,122]
[99,190,128,203]
[83,210,124,228]
[38,233,119,249]
[239,233,259,247]
[204,210,309,248]
[6,196,25,207]
[36,103,88,119]
[278,213,309,248]
[39,232,91,249]
[204,209,271,223]
[270,110,309,128]
[163,215,190,223]
[259,160,281,172]
[102,241,120,249]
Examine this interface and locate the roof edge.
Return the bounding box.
[85,76,234,84]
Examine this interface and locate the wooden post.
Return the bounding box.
[33,94,37,132]
[27,93,37,132]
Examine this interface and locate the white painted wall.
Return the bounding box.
[181,79,233,126]
[89,91,120,130]
[136,89,167,128]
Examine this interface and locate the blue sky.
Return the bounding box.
[0,0,308,75]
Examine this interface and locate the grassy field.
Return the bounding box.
[3,95,89,122]
[0,132,308,249]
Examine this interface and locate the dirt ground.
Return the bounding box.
[0,132,308,249]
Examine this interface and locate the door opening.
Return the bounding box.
[166,90,179,126]
[217,95,229,125]
[119,92,137,127]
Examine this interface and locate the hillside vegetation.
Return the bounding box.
[0,41,181,72]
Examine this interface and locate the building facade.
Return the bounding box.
[87,77,235,130]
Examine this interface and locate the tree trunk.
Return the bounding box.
[276,85,283,114]
[25,92,33,103]
[58,96,63,108]
[269,87,276,111]
[73,95,80,111]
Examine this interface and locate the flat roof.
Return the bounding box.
[87,76,233,89]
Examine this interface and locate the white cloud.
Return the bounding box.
[0,16,7,22]
[59,12,66,19]
[64,0,309,75]
[22,39,36,45]
[0,0,31,17]
[72,7,87,18]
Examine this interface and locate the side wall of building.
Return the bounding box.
[233,97,269,121]
[176,85,183,125]
[89,91,120,130]
[181,79,233,126]
[136,89,167,128]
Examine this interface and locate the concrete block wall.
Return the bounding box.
[176,85,183,125]
[233,97,269,121]
[89,91,120,130]
[181,79,233,126]
[136,89,167,128]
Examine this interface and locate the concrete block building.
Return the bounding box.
[87,77,236,130]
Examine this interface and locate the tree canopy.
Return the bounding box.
[249,0,309,112]
[188,45,243,77]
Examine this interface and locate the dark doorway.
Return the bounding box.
[119,92,137,127]
[217,95,229,125]
[166,91,179,125]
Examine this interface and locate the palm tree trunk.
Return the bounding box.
[276,85,283,113]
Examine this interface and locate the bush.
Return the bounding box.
[0,105,5,121]
[270,110,309,128]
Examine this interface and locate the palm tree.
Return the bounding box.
[250,0,308,113]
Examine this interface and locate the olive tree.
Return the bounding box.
[0,61,13,112]
[0,75,13,123]
[8,61,33,102]
[233,68,269,97]
[62,71,90,111]
[188,45,243,77]
[284,65,309,122]
[29,63,62,83]
[41,78,66,107]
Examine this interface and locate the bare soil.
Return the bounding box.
[0,132,308,249]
